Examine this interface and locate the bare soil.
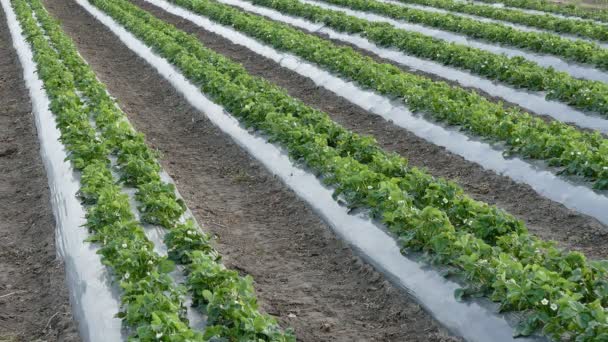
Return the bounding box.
[129,0,608,260]
[42,0,464,340]
[0,4,79,342]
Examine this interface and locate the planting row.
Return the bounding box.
[314,0,608,71]
[237,0,608,117]
[473,0,608,23]
[12,0,196,338]
[387,0,608,42]
[140,0,608,189]
[14,0,294,340]
[87,0,608,338]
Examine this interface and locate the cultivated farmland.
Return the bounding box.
[2,0,608,341]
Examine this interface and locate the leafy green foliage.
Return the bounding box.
[89,0,608,338]
[165,223,292,341]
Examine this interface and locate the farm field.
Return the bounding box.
[3,0,608,340]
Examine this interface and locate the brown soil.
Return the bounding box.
[125,0,608,261]
[0,5,79,342]
[42,0,463,340]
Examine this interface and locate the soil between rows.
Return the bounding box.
[42,0,464,340]
[127,0,608,260]
[0,4,79,342]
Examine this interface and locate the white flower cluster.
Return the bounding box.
[540,298,558,311]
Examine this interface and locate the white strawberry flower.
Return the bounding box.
[541,298,549,306]
[550,303,558,311]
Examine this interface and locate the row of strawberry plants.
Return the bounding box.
[12,0,202,338]
[137,0,608,189]
[391,0,608,41]
[163,221,286,340]
[242,0,608,117]
[20,0,294,340]
[89,0,608,338]
[474,0,608,23]
[315,0,608,70]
